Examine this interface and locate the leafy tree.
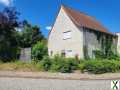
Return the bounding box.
[0,7,20,62]
[32,25,44,45]
[18,20,45,48]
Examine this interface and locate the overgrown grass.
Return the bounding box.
[0,61,38,71]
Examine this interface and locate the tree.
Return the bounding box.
[18,20,45,48]
[0,7,20,62]
[32,25,44,45]
[20,21,32,47]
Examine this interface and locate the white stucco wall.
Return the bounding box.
[117,33,120,55]
[48,6,84,58]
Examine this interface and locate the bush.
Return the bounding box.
[60,58,78,73]
[32,41,48,61]
[36,55,79,73]
[36,56,52,71]
[78,60,120,74]
[50,55,65,72]
[0,46,21,62]
[50,55,78,73]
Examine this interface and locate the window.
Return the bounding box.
[66,50,73,57]
[63,31,71,40]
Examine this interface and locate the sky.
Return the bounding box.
[0,0,120,37]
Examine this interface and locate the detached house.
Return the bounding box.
[48,5,118,59]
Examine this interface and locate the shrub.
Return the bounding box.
[36,55,79,73]
[78,60,120,74]
[50,55,79,73]
[36,56,52,71]
[0,46,21,62]
[32,41,48,61]
[50,55,65,72]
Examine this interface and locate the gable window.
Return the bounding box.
[63,31,72,40]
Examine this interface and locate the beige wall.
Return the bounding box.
[48,6,84,58]
[117,33,120,55]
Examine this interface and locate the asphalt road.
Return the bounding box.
[0,77,111,90]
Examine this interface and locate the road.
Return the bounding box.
[0,77,111,90]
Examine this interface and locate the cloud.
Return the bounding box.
[45,26,52,30]
[0,0,13,6]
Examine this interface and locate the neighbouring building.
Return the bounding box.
[48,5,118,59]
[20,48,31,62]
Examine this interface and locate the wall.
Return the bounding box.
[84,29,118,58]
[117,33,120,55]
[48,6,84,59]
[83,29,102,58]
[20,48,31,62]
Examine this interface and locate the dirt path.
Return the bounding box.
[0,71,120,80]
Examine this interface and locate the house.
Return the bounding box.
[48,5,118,59]
[117,33,120,55]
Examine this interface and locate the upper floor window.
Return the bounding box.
[63,31,71,40]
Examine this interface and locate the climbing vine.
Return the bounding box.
[83,28,116,59]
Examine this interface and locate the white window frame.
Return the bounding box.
[63,31,72,40]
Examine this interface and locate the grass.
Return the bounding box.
[0,61,39,72]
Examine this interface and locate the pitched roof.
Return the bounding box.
[62,5,115,35]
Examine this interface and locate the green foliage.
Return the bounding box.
[37,56,52,71]
[94,50,120,60]
[94,50,105,59]
[59,58,78,73]
[41,55,78,73]
[18,20,45,48]
[32,25,45,45]
[32,41,48,61]
[50,55,66,72]
[0,7,20,62]
[78,60,120,74]
[35,55,79,73]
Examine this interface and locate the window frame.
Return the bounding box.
[63,31,72,40]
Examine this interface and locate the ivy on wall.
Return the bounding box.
[83,27,116,59]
